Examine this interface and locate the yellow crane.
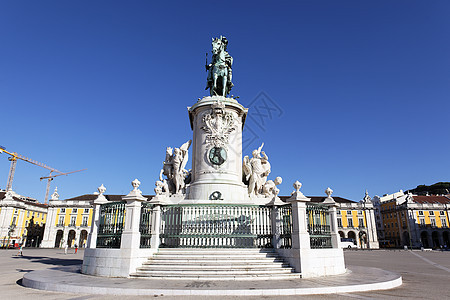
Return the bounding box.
[0,146,85,204]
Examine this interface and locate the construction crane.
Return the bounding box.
[0,146,85,204]
[40,169,86,204]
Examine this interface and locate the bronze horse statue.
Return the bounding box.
[206,36,233,97]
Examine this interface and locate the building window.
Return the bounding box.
[70,216,76,226]
[14,209,18,214]
[61,208,66,213]
[431,219,436,227]
[358,218,364,228]
[337,218,342,228]
[440,211,445,216]
[358,210,362,215]
[82,216,88,227]
[58,216,65,226]
[348,218,353,227]
[419,219,425,227]
[72,208,77,214]
[419,211,424,216]
[441,218,448,228]
[84,208,90,214]
[27,211,30,217]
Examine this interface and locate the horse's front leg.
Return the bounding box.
[212,74,217,96]
[222,74,227,96]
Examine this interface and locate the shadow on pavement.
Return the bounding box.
[11,255,82,267]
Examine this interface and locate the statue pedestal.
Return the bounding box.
[186,96,250,203]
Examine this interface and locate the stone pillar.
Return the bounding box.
[287,181,311,250]
[186,96,249,201]
[86,184,108,249]
[271,206,281,249]
[322,188,340,248]
[119,179,147,275]
[150,205,161,249]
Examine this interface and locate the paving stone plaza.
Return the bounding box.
[1,248,449,299]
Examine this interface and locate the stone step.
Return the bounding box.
[130,248,298,280]
[142,261,290,269]
[157,248,274,253]
[148,256,280,262]
[134,268,294,275]
[130,273,302,281]
[145,258,285,265]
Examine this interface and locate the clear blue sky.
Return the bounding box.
[1,1,449,202]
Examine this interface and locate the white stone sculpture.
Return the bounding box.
[94,184,108,204]
[243,143,271,196]
[50,187,59,200]
[160,140,192,195]
[201,100,236,148]
[290,180,307,198]
[323,187,336,204]
[263,176,282,198]
[155,170,170,196]
[132,178,142,195]
[98,184,106,195]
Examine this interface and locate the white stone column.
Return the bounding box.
[322,188,340,248]
[86,185,108,249]
[186,96,249,201]
[119,179,148,276]
[271,206,281,249]
[150,205,161,249]
[287,181,311,250]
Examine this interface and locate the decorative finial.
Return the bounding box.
[51,187,60,200]
[132,179,141,191]
[322,186,336,205]
[98,184,106,195]
[363,190,372,203]
[293,181,302,193]
[325,187,333,198]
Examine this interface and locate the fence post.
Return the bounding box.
[322,187,340,248]
[150,205,161,249]
[286,181,311,250]
[271,206,281,249]
[121,179,147,250]
[86,184,108,249]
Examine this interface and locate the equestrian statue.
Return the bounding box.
[205,36,233,97]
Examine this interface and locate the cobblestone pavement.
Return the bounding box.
[1,248,449,299]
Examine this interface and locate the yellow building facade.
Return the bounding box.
[0,190,47,247]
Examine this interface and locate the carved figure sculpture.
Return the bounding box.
[243,143,271,196]
[263,176,282,198]
[206,36,233,96]
[159,140,192,195]
[155,170,170,196]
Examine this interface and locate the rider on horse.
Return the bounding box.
[206,36,233,96]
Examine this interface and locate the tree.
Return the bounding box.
[406,182,450,196]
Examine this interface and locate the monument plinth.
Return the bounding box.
[186,96,249,202]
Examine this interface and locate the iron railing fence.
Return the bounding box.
[139,202,154,248]
[159,204,273,248]
[307,203,332,248]
[97,201,126,248]
[277,205,292,249]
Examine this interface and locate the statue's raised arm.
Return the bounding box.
[206,36,233,97]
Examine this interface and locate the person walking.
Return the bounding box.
[64,242,68,255]
[17,244,24,256]
[74,243,78,254]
